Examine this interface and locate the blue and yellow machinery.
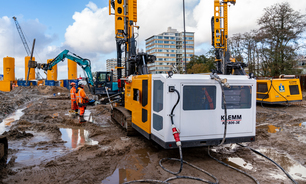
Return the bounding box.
[257,76,302,104]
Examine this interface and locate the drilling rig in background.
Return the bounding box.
[211,0,247,75]
[109,0,256,149]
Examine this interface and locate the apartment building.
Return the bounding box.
[106,58,125,81]
[145,27,194,74]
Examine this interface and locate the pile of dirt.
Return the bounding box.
[10,86,69,96]
[2,129,33,140]
[10,86,40,95]
[37,86,69,95]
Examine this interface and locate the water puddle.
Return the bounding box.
[9,127,99,169]
[256,147,306,180]
[222,157,253,170]
[0,107,25,134]
[60,127,98,149]
[102,148,151,184]
[10,132,65,170]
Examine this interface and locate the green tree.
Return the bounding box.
[187,54,215,74]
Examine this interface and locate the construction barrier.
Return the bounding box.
[45,80,55,86]
[63,79,69,89]
[17,80,37,86]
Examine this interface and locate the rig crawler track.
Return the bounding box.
[111,106,137,136]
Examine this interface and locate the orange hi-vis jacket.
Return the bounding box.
[70,87,77,102]
[76,87,88,105]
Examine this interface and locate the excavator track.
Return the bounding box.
[111,106,138,136]
[0,136,8,163]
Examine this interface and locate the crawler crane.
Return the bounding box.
[109,0,256,149]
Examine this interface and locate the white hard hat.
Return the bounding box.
[78,81,86,86]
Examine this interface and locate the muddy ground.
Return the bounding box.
[1,86,306,184]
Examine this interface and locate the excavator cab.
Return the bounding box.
[94,71,119,95]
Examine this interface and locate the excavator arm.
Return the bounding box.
[37,49,94,86]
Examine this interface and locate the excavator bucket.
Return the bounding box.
[0,136,8,161]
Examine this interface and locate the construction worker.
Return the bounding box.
[76,81,89,123]
[70,82,78,116]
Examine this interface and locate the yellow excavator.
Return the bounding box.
[109,0,256,149]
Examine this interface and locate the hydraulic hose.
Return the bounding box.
[210,73,228,146]
[217,80,228,146]
[208,146,259,184]
[237,143,298,184]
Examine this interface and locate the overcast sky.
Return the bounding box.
[0,0,305,80]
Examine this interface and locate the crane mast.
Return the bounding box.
[211,0,246,75]
[109,0,155,83]
[12,16,31,56]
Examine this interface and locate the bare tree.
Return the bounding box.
[257,2,306,76]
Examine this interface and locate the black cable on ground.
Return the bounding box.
[208,146,259,184]
[123,88,219,184]
[123,146,219,184]
[237,143,298,184]
[159,146,183,175]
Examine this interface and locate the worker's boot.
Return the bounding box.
[75,109,79,117]
[79,115,86,123]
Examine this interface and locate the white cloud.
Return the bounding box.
[0,16,58,79]
[64,3,115,54]
[63,0,306,65]
[87,1,99,12]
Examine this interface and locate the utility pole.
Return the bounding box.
[183,0,187,74]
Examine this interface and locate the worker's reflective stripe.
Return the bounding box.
[70,88,76,101]
[76,88,81,104]
[77,89,84,104]
[70,92,76,100]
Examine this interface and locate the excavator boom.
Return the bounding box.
[37,50,94,86]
